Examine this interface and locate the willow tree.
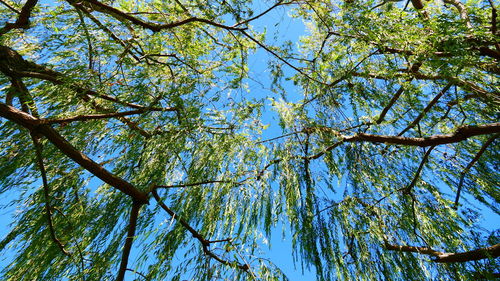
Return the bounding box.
[0,0,498,280]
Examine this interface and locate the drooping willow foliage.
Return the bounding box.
[0,0,498,280]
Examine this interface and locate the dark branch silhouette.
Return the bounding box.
[403,146,436,194]
[116,202,142,281]
[0,0,38,36]
[455,133,499,207]
[385,242,500,263]
[69,0,245,32]
[0,103,149,203]
[151,189,250,271]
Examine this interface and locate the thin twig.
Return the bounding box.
[155,180,236,189]
[234,0,291,27]
[402,146,435,194]
[125,268,149,280]
[398,83,453,136]
[454,133,499,208]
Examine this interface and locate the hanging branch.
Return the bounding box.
[32,135,71,256]
[151,189,250,271]
[454,133,499,207]
[9,76,71,256]
[116,201,142,281]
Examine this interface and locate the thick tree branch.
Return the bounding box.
[454,133,499,207]
[151,189,249,271]
[70,0,245,32]
[343,123,500,147]
[0,0,37,36]
[303,123,500,152]
[266,123,499,169]
[386,242,500,263]
[116,202,142,281]
[410,0,424,10]
[0,103,149,203]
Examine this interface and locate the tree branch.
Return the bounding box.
[454,133,499,207]
[0,103,149,203]
[41,108,175,125]
[71,0,245,32]
[154,180,236,189]
[384,242,444,256]
[351,71,495,98]
[0,0,20,14]
[342,123,500,147]
[402,146,435,194]
[385,242,500,263]
[443,0,473,30]
[376,85,406,124]
[116,202,142,281]
[0,0,38,36]
[32,132,72,256]
[151,189,250,271]
[0,45,169,138]
[234,0,292,27]
[398,83,453,136]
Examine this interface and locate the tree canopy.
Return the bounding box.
[0,0,499,280]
